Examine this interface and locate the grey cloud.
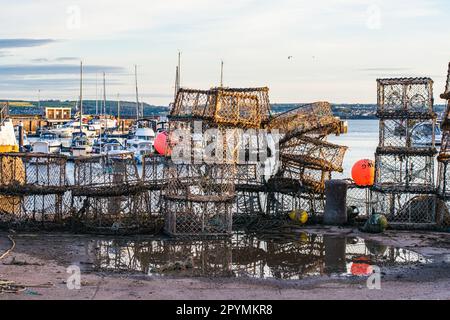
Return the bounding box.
[55,57,78,62]
[31,57,79,63]
[0,51,13,58]
[358,67,412,72]
[0,78,124,90]
[31,58,49,63]
[0,64,125,76]
[0,39,56,49]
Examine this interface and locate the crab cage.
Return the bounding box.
[346,184,373,218]
[265,190,326,220]
[443,101,450,132]
[440,62,450,102]
[171,87,269,129]
[437,153,450,228]
[374,147,437,193]
[376,78,434,118]
[71,153,159,234]
[233,190,265,225]
[163,162,235,236]
[267,102,341,139]
[235,162,265,188]
[141,154,168,221]
[370,191,437,225]
[267,101,346,200]
[280,135,347,173]
[275,159,332,194]
[0,153,69,228]
[142,154,168,186]
[379,118,438,149]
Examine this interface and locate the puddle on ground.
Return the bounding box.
[88,232,431,280]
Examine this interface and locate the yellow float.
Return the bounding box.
[289,209,308,225]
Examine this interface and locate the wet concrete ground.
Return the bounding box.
[0,226,449,300]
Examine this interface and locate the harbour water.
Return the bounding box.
[328,119,379,179]
[28,119,380,182]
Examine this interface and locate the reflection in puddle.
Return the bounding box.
[91,232,430,280]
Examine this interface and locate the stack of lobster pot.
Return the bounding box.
[437,63,450,228]
[373,77,438,226]
[164,87,270,236]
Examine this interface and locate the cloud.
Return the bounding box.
[0,78,123,90]
[55,57,78,62]
[31,58,49,63]
[0,39,56,49]
[0,64,125,76]
[31,57,79,63]
[0,51,13,58]
[358,68,412,72]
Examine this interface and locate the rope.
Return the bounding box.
[0,235,16,261]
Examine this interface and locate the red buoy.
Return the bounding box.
[351,159,375,186]
[154,131,170,156]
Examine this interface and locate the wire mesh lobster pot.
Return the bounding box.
[376,78,434,118]
[346,185,373,218]
[142,154,168,187]
[163,162,235,236]
[0,153,69,228]
[275,159,332,194]
[71,153,160,234]
[233,190,264,225]
[436,158,450,228]
[439,64,450,127]
[171,87,269,129]
[265,190,325,219]
[235,162,265,189]
[374,148,436,193]
[435,197,450,228]
[70,193,161,234]
[370,191,437,225]
[73,153,140,187]
[442,100,450,132]
[267,102,341,139]
[280,135,347,173]
[379,119,438,148]
[437,157,450,198]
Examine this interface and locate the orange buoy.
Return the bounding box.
[351,159,375,186]
[154,131,171,156]
[350,262,373,276]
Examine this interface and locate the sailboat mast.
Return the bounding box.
[174,66,179,101]
[177,51,181,88]
[79,61,83,132]
[135,65,139,120]
[220,60,224,87]
[95,73,98,115]
[103,72,107,132]
[117,93,121,123]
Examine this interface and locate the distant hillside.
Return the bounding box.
[2,99,447,120]
[271,103,447,119]
[1,99,169,117]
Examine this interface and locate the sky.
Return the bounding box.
[0,0,449,105]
